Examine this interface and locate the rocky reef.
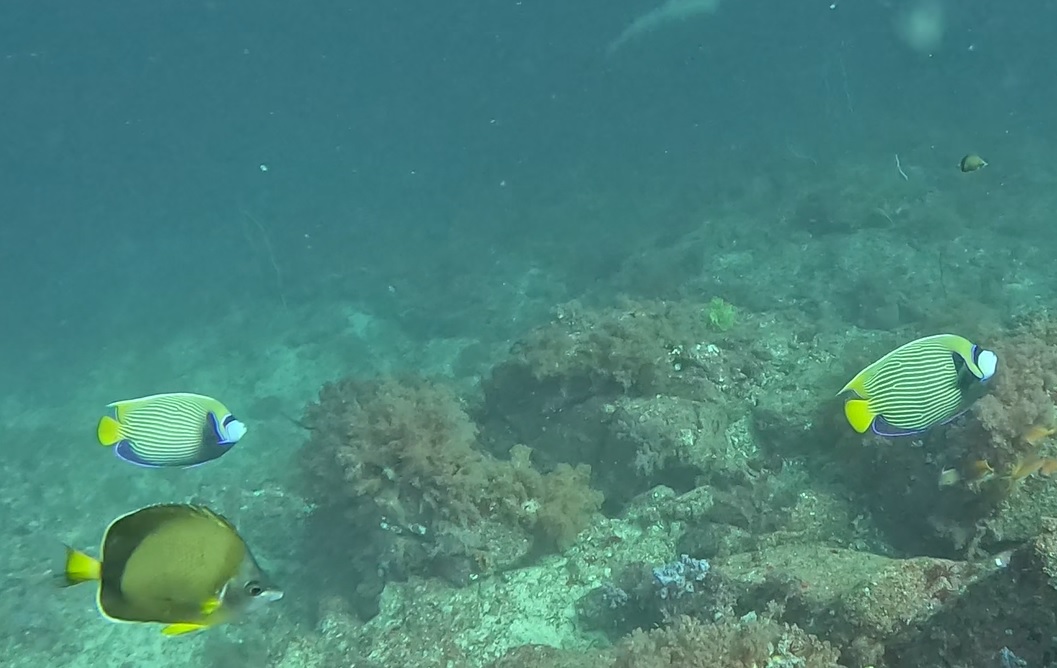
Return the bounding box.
[279,298,1057,667]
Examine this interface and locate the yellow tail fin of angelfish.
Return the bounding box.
[844,399,875,434]
[96,416,122,447]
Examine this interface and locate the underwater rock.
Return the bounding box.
[718,543,1004,668]
[299,515,676,667]
[677,521,755,559]
[609,614,842,668]
[607,395,745,484]
[884,517,1057,667]
[486,644,609,668]
[478,299,771,513]
[491,614,843,668]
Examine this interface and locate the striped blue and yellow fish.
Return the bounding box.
[96,393,248,468]
[838,334,998,436]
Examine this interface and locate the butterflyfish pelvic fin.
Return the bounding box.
[161,623,208,636]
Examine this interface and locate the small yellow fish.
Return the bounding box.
[1023,425,1057,447]
[968,459,995,480]
[1007,454,1057,482]
[959,154,988,173]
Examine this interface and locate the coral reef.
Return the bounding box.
[973,319,1057,450]
[239,303,1057,666]
[300,376,495,528]
[478,298,774,511]
[189,490,1057,668]
[650,553,712,600]
[296,374,604,616]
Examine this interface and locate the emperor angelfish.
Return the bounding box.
[96,392,247,467]
[838,333,998,436]
[61,504,282,636]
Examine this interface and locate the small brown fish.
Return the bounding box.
[938,459,994,487]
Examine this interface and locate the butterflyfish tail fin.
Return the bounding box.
[62,546,101,586]
[844,399,876,434]
[96,416,122,447]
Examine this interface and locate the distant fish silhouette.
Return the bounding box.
[959,153,987,173]
[606,0,721,56]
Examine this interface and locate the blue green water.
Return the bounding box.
[3,1,1056,666]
